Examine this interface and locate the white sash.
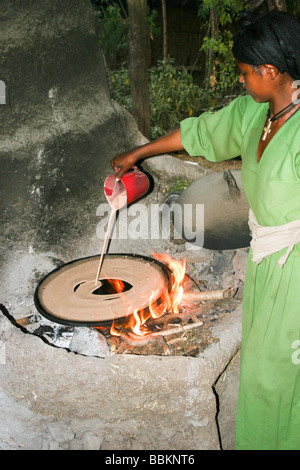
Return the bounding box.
[248,209,300,268]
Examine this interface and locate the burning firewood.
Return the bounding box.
[119,320,204,347]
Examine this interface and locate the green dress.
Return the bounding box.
[180,95,300,450]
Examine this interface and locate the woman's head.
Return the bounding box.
[232,11,300,81]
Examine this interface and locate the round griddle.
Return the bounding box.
[34,254,171,327]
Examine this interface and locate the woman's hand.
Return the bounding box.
[111,149,140,180]
[111,129,183,180]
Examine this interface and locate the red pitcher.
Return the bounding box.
[104,167,150,210]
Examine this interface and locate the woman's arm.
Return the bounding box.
[111,128,184,180]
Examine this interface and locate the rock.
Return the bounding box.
[214,350,241,450]
[0,253,65,319]
[48,440,60,450]
[48,422,75,443]
[69,327,110,358]
[199,416,209,427]
[232,249,249,282]
[83,432,103,450]
[221,270,238,290]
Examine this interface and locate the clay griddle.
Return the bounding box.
[34,254,171,327]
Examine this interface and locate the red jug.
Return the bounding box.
[104,167,150,210]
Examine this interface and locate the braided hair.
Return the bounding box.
[232,11,300,80]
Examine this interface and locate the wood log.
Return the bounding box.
[182,286,237,302]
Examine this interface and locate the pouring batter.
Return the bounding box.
[94,178,126,285]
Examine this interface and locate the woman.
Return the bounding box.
[111,11,300,450]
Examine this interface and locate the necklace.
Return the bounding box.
[262,101,299,141]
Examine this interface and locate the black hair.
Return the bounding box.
[232,11,300,80]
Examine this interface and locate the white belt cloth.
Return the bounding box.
[248,209,300,268]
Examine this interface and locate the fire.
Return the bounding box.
[107,278,125,292]
[110,253,186,337]
[110,320,121,336]
[154,253,186,315]
[127,309,149,336]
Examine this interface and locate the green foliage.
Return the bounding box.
[149,58,204,139]
[147,7,161,40]
[198,0,245,23]
[111,58,204,140]
[98,1,128,59]
[110,63,132,109]
[198,0,245,94]
[163,178,191,194]
[200,30,239,92]
[97,1,160,61]
[286,0,300,18]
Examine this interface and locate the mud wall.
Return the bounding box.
[0,0,140,263]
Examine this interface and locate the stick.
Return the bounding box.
[145,300,217,327]
[182,287,237,302]
[0,437,25,448]
[120,321,204,347]
[94,208,116,285]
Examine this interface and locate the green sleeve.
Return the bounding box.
[180,95,254,162]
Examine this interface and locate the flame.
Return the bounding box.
[154,253,186,315]
[110,320,121,336]
[127,309,148,336]
[110,253,186,337]
[107,278,125,292]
